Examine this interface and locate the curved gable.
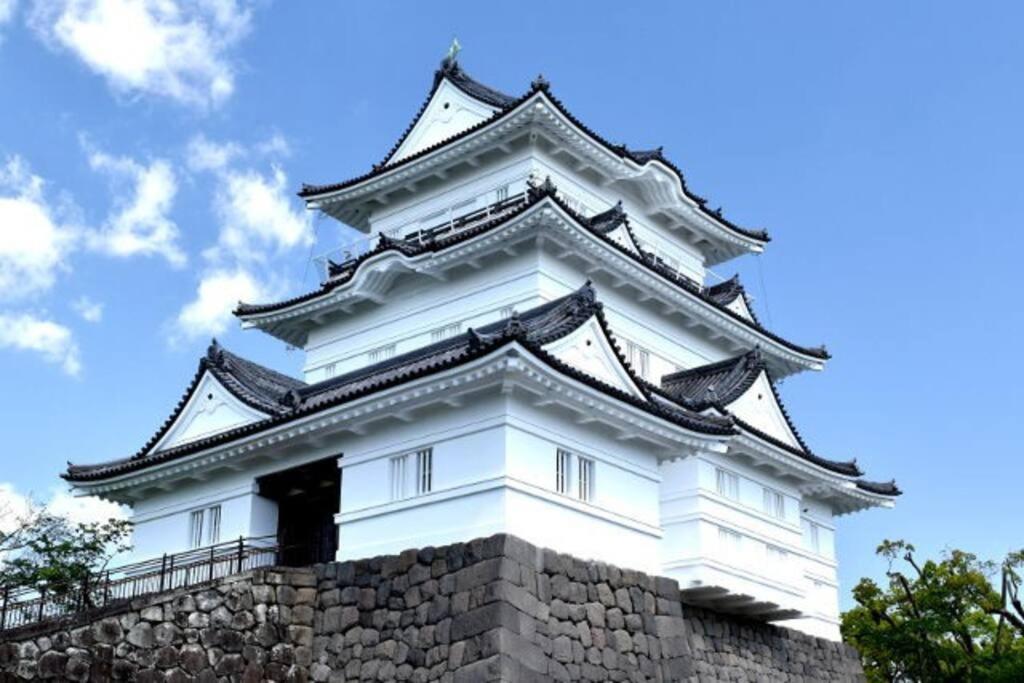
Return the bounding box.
[389,79,502,164]
[542,315,646,401]
[725,370,802,450]
[150,371,271,453]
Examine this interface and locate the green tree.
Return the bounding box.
[0,499,132,606]
[842,540,1024,682]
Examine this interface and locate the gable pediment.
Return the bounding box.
[725,371,802,450]
[388,79,501,164]
[542,316,646,401]
[150,372,271,453]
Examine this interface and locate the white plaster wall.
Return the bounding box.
[389,80,500,163]
[658,453,842,639]
[336,393,663,571]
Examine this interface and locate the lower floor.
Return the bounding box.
[121,396,844,640]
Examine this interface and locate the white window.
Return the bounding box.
[430,322,461,343]
[715,468,739,500]
[718,527,742,558]
[809,522,822,554]
[323,362,337,379]
[368,343,396,363]
[763,488,786,519]
[555,449,572,494]
[766,544,787,564]
[626,341,650,379]
[499,306,515,319]
[189,510,204,549]
[206,505,221,545]
[495,184,509,202]
[555,449,594,501]
[416,448,433,495]
[389,454,408,500]
[577,456,595,502]
[188,505,221,548]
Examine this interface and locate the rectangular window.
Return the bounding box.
[430,322,461,343]
[555,449,572,494]
[368,343,396,363]
[809,522,822,553]
[718,527,742,558]
[206,505,221,545]
[499,305,515,319]
[626,341,650,379]
[389,454,408,500]
[763,488,786,519]
[577,456,595,502]
[495,184,509,202]
[189,509,204,549]
[715,468,739,500]
[416,448,433,494]
[323,362,337,379]
[766,544,787,563]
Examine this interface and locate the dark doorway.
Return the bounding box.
[257,456,340,566]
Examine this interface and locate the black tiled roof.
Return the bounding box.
[297,60,767,245]
[855,479,902,496]
[113,340,306,466]
[239,186,829,363]
[65,285,733,483]
[658,349,867,478]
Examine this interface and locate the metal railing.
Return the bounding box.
[312,192,529,282]
[0,536,280,633]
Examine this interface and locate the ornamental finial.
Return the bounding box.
[531,73,550,91]
[446,37,461,64]
[206,338,224,364]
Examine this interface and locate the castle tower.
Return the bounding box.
[65,54,898,640]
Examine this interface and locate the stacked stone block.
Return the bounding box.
[0,534,865,681]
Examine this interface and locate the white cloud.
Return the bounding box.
[172,135,309,343]
[185,134,242,172]
[29,0,253,109]
[213,165,311,258]
[172,266,267,342]
[86,147,186,267]
[0,0,16,26]
[0,312,81,375]
[0,482,127,535]
[0,156,79,301]
[72,295,103,322]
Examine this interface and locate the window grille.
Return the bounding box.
[323,362,337,379]
[555,449,572,494]
[763,488,785,519]
[189,510,204,549]
[626,341,650,379]
[809,522,822,553]
[368,343,396,363]
[206,505,221,545]
[416,448,433,494]
[389,454,408,500]
[499,306,515,319]
[718,527,742,557]
[577,456,595,502]
[495,184,509,202]
[431,322,461,342]
[715,468,739,500]
[766,544,787,563]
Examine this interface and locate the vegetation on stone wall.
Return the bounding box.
[842,540,1024,682]
[0,500,131,601]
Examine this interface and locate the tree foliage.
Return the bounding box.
[842,540,1024,682]
[0,499,132,602]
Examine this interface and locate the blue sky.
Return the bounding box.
[1,2,1021,606]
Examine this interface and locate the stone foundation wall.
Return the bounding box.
[0,534,864,681]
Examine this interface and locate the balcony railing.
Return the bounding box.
[312,192,529,282]
[0,536,281,634]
